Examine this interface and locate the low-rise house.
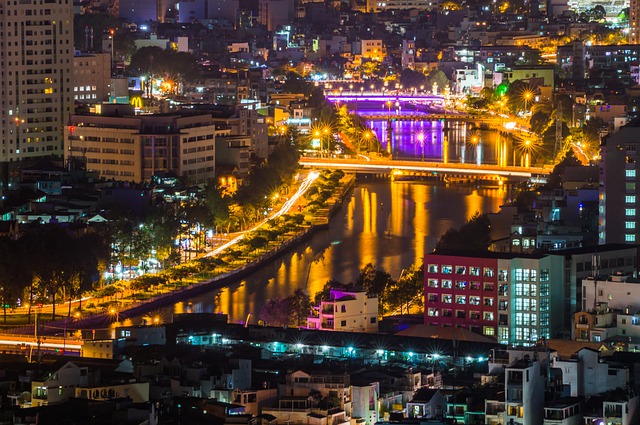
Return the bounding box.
[406,388,446,419]
[552,347,627,397]
[31,361,89,407]
[282,369,351,411]
[307,288,379,332]
[583,390,640,425]
[543,397,582,425]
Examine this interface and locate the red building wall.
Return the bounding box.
[423,254,499,338]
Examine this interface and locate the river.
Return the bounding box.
[131,180,507,326]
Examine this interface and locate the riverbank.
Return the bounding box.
[9,172,356,336]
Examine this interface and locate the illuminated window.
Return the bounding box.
[626,170,636,178]
[442,280,452,289]
[626,222,636,229]
[625,234,636,242]
[428,279,438,288]
[483,327,495,336]
[626,208,636,216]
[626,195,636,203]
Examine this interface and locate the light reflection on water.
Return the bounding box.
[130,181,506,325]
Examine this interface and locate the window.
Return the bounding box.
[484,297,494,306]
[484,268,494,277]
[470,296,480,305]
[484,282,494,291]
[498,270,508,281]
[442,309,452,317]
[626,169,636,178]
[484,312,494,321]
[540,299,549,311]
[456,310,466,318]
[428,264,438,273]
[498,300,508,311]
[540,269,549,282]
[428,279,438,288]
[456,281,467,290]
[515,269,523,281]
[341,320,347,326]
[470,267,480,276]
[442,265,452,274]
[442,280,452,289]
[442,295,453,303]
[470,311,480,319]
[626,222,636,229]
[370,317,376,323]
[540,284,549,296]
[626,234,636,242]
[626,208,636,216]
[484,327,495,336]
[470,281,481,290]
[456,295,466,304]
[626,195,637,203]
[455,266,466,275]
[428,308,439,317]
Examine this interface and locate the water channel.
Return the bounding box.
[133,180,508,326]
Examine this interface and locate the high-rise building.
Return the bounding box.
[424,252,564,345]
[66,106,218,184]
[632,0,639,44]
[0,0,74,163]
[599,126,640,244]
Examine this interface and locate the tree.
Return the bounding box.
[434,212,492,252]
[425,69,449,92]
[0,239,30,323]
[400,69,427,89]
[29,226,77,319]
[357,264,394,315]
[543,150,583,190]
[313,280,348,305]
[258,289,311,327]
[386,263,424,316]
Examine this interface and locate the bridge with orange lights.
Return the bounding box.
[300,157,551,183]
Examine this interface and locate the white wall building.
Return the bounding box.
[505,357,545,425]
[307,288,379,332]
[552,348,627,397]
[582,274,640,315]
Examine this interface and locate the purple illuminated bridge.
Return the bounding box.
[325,93,445,106]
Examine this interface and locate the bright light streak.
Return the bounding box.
[0,339,83,350]
[206,171,320,258]
[357,154,371,162]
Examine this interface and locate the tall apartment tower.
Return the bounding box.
[0,0,74,163]
[632,0,639,44]
[599,126,640,244]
